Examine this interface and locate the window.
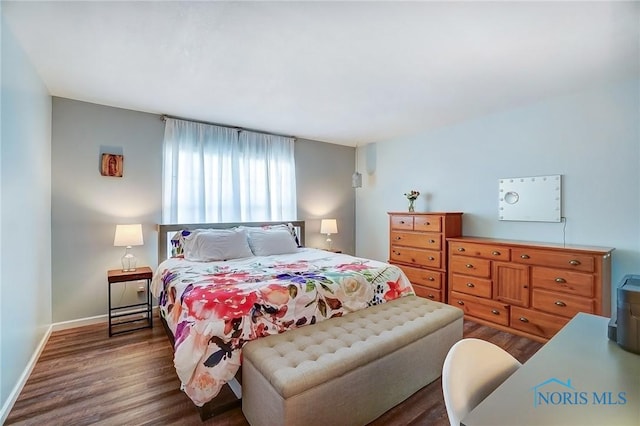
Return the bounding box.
[162,118,297,223]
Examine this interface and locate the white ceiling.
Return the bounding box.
[3,1,639,146]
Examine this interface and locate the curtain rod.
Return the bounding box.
[160,114,296,140]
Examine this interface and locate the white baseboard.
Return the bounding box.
[51,314,107,331]
[0,324,52,425]
[51,306,159,331]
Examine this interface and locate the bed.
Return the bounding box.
[152,221,415,418]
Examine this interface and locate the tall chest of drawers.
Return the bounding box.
[388,212,463,302]
[447,237,613,342]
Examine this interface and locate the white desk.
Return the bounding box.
[462,313,640,426]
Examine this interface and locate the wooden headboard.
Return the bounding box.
[156,221,306,263]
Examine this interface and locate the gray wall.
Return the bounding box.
[295,139,356,254]
[356,79,640,314]
[51,98,164,322]
[51,98,356,322]
[0,14,52,415]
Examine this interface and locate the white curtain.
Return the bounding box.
[162,118,297,224]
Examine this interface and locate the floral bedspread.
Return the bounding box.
[151,248,414,406]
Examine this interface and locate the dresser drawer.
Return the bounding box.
[413,284,443,302]
[390,215,414,230]
[397,264,442,289]
[532,266,594,298]
[449,241,510,261]
[390,231,441,250]
[391,246,441,268]
[451,274,492,298]
[449,256,491,278]
[532,289,595,318]
[512,248,595,273]
[413,215,442,232]
[450,291,510,326]
[510,306,567,339]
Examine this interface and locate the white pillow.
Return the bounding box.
[247,228,299,256]
[183,228,253,261]
[241,223,301,247]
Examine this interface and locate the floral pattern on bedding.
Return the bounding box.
[152,250,414,406]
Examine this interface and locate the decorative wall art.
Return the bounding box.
[101,153,123,177]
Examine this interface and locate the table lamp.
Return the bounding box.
[320,219,338,251]
[113,224,144,271]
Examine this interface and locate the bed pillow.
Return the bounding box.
[246,227,299,256]
[242,223,301,247]
[284,222,302,247]
[170,229,194,257]
[170,228,216,258]
[183,228,253,261]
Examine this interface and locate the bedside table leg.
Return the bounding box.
[108,282,113,337]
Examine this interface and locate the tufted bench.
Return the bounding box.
[241,295,463,426]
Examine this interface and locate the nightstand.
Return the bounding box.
[107,266,153,336]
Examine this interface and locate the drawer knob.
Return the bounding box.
[520,254,530,259]
[428,256,435,261]
[428,277,435,281]
[427,294,435,299]
[492,251,501,256]
[425,222,430,225]
[457,247,465,252]
[491,309,500,315]
[429,239,436,243]
[555,300,567,307]
[457,300,464,306]
[555,277,566,283]
[395,236,402,240]
[465,264,474,268]
[519,317,529,323]
[400,220,405,224]
[569,259,581,266]
[466,282,475,288]
[393,250,400,255]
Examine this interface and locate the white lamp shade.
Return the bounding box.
[113,224,144,247]
[320,219,338,235]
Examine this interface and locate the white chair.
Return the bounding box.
[442,338,522,426]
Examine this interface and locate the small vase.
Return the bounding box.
[408,199,415,212]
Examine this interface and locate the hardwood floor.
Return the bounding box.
[6,314,542,426]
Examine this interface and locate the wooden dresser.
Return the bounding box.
[388,212,463,302]
[447,237,613,342]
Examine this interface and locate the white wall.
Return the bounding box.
[0,14,52,414]
[356,79,640,313]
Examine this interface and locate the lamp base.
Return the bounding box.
[121,247,137,272]
[325,236,333,251]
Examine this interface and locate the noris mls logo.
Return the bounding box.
[531,378,627,407]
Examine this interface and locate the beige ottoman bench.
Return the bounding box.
[241,295,463,426]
